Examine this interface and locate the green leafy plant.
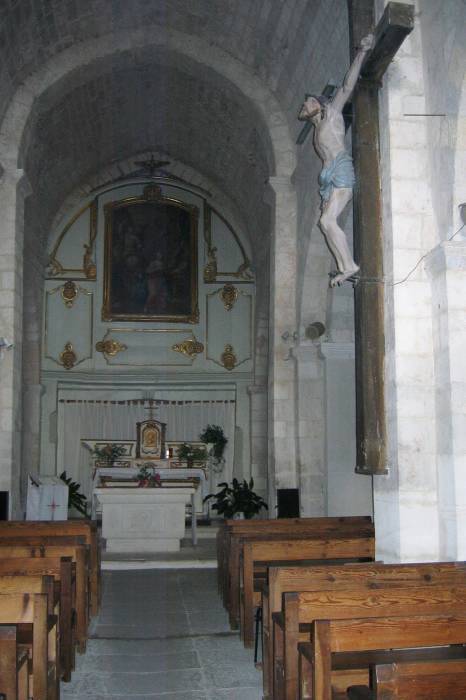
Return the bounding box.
[199,424,228,460]
[91,443,126,464]
[177,443,207,465]
[60,471,88,517]
[203,478,268,519]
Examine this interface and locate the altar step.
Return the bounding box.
[101,523,219,570]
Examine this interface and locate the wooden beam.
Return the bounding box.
[362,2,415,84]
[348,1,413,475]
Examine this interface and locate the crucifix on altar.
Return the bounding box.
[297,1,414,474]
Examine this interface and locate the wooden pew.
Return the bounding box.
[224,517,374,629]
[0,520,100,616]
[275,582,466,700]
[0,625,29,700]
[347,657,466,699]
[0,543,88,652]
[262,561,466,700]
[0,559,76,680]
[0,577,58,699]
[241,534,375,648]
[219,517,373,610]
[299,609,466,700]
[0,593,58,700]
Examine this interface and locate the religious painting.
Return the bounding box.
[103,186,199,322]
[136,419,167,459]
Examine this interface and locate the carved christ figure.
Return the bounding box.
[299,34,374,286]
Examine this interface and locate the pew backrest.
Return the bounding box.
[313,612,466,700]
[372,658,466,699]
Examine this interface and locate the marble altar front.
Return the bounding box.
[94,486,196,553]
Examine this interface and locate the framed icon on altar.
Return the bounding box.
[136,419,167,459]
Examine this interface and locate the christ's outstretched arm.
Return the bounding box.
[332,34,374,112]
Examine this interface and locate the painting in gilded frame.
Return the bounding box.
[103,187,199,322]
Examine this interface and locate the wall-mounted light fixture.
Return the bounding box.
[0,337,13,350]
[305,322,326,341]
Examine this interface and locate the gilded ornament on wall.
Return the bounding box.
[47,200,97,279]
[203,246,218,282]
[83,244,97,279]
[95,338,128,358]
[172,337,204,359]
[60,281,78,308]
[59,342,77,370]
[220,284,238,311]
[143,184,163,201]
[221,344,237,371]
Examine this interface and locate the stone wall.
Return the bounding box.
[375,0,466,561]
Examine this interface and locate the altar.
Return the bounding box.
[93,485,196,553]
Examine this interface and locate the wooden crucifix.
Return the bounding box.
[298,1,414,474]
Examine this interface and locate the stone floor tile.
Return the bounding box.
[64,569,263,699]
[80,651,200,673]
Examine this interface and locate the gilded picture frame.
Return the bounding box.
[102,185,199,322]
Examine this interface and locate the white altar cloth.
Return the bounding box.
[94,486,195,553]
[91,466,208,519]
[92,466,208,497]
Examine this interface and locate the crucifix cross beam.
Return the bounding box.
[297,2,413,146]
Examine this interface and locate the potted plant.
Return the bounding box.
[60,471,89,518]
[199,425,228,461]
[203,478,268,519]
[91,443,126,466]
[177,443,207,467]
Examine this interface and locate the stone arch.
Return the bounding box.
[0,27,298,515]
[0,24,295,176]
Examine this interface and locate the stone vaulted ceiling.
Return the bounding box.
[0,0,350,262]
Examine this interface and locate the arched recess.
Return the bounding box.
[0,25,297,515]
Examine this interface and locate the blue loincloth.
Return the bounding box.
[318,151,355,201]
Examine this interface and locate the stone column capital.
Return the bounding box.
[0,162,32,196]
[319,342,355,360]
[425,240,466,278]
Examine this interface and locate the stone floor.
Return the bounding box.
[62,569,263,700]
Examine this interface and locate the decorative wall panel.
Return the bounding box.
[47,201,97,279]
[96,328,204,366]
[203,204,254,283]
[44,283,93,368]
[206,285,253,370]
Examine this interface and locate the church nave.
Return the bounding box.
[62,568,262,700]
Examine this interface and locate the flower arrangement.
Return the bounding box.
[91,443,126,464]
[199,425,228,460]
[176,443,207,466]
[137,465,162,488]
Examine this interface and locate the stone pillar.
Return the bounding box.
[320,342,373,516]
[267,176,298,507]
[247,384,268,502]
[427,241,466,560]
[0,163,29,517]
[374,5,439,561]
[292,343,325,516]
